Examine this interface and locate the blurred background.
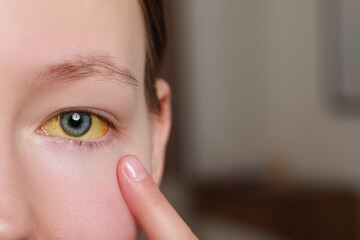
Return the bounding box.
[159,0,360,239]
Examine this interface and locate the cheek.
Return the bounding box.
[20,141,141,240]
[37,178,138,239]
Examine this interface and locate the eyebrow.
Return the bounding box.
[37,54,139,87]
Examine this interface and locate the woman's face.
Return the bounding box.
[0,0,169,239]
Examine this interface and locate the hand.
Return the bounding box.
[117,155,198,240]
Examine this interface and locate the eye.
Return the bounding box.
[42,110,110,140]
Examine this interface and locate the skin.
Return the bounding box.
[0,0,197,239]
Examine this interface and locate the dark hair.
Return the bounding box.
[138,0,167,113]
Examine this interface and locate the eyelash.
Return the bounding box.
[39,108,119,150]
[48,137,115,151]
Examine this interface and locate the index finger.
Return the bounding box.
[117,155,197,240]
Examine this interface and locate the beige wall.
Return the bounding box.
[180,0,268,178]
[179,0,360,186]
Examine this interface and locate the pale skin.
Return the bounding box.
[0,0,196,239]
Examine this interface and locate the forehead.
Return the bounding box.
[0,0,146,82]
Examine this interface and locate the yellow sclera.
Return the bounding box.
[42,114,109,140]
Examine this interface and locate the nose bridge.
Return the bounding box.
[0,142,37,239]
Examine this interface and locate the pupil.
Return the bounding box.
[69,113,82,128]
[60,111,91,137]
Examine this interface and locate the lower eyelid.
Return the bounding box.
[37,126,117,151]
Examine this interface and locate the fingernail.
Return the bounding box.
[122,155,147,181]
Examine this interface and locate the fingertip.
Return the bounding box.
[117,155,148,183]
